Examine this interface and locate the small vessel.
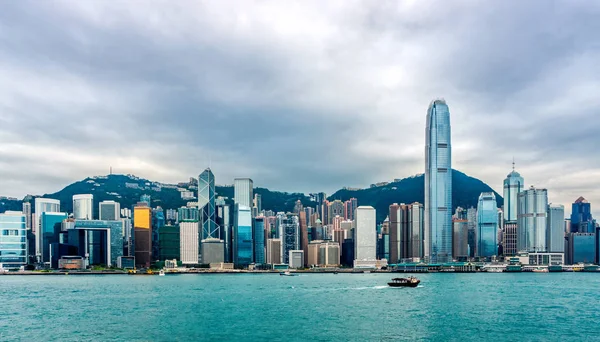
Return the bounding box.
[486,268,504,273]
[388,277,420,288]
[532,267,548,273]
[280,271,297,277]
[159,270,165,276]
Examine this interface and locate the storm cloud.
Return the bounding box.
[1,1,599,216]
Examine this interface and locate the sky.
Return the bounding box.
[0,1,599,216]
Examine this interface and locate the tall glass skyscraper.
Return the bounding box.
[253,216,266,264]
[73,194,93,220]
[547,204,565,253]
[503,166,524,222]
[0,212,27,269]
[477,192,498,258]
[233,205,253,266]
[425,99,452,263]
[570,197,594,233]
[517,186,548,252]
[234,178,254,209]
[198,168,218,239]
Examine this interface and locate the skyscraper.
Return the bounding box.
[503,165,524,222]
[570,197,594,233]
[198,168,219,239]
[234,178,253,209]
[279,214,299,265]
[134,203,152,268]
[34,198,60,255]
[299,210,308,267]
[22,202,32,230]
[328,200,344,225]
[466,207,478,257]
[517,186,548,253]
[99,200,120,221]
[180,221,199,265]
[452,219,469,259]
[73,194,94,220]
[354,206,377,268]
[293,200,303,215]
[547,204,565,253]
[254,216,266,264]
[233,205,253,266]
[216,203,232,263]
[39,212,68,264]
[477,192,498,258]
[253,194,262,213]
[0,212,27,269]
[425,99,452,263]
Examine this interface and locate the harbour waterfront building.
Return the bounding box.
[547,204,565,253]
[279,214,299,265]
[73,194,94,220]
[216,203,232,263]
[178,206,199,222]
[99,201,121,221]
[253,216,266,264]
[467,207,478,257]
[266,238,282,265]
[503,167,524,222]
[452,219,469,259]
[201,238,225,264]
[34,198,60,252]
[158,225,180,261]
[233,205,253,266]
[289,250,304,269]
[389,202,424,263]
[570,197,595,233]
[517,186,548,253]
[424,99,452,263]
[566,233,596,264]
[319,241,341,267]
[234,178,254,209]
[0,212,28,269]
[198,168,219,240]
[22,202,32,230]
[477,192,498,258]
[354,206,377,268]
[134,204,152,268]
[39,212,68,264]
[70,219,124,267]
[180,221,199,265]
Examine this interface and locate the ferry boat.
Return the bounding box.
[486,268,504,273]
[532,267,548,273]
[388,277,420,288]
[159,270,165,276]
[279,271,297,277]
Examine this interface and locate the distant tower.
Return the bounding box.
[73,194,94,220]
[503,162,524,222]
[234,178,254,209]
[517,186,548,252]
[198,168,218,239]
[477,192,498,258]
[425,99,452,263]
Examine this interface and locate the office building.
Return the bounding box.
[99,201,120,221]
[389,202,424,263]
[39,212,68,264]
[354,206,377,268]
[517,186,548,253]
[328,200,344,225]
[34,198,60,253]
[452,219,469,259]
[134,204,152,268]
[319,241,341,267]
[425,99,452,263]
[566,233,596,264]
[201,238,225,264]
[503,222,518,256]
[547,204,565,253]
[140,194,151,207]
[180,221,199,265]
[22,202,32,230]
[289,250,304,269]
[165,209,177,223]
[293,200,304,215]
[0,212,27,269]
[178,206,199,222]
[73,194,94,220]
[233,205,253,266]
[198,168,219,240]
[477,192,498,258]
[344,198,358,221]
[158,225,180,261]
[570,197,594,233]
[152,207,165,263]
[253,194,262,213]
[216,203,232,263]
[299,211,309,267]
[279,214,299,265]
[254,216,266,264]
[467,207,477,257]
[266,238,281,265]
[70,219,124,267]
[503,165,524,222]
[234,178,253,208]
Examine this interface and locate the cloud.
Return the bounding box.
[0,1,600,217]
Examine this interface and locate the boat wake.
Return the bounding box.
[350,285,388,290]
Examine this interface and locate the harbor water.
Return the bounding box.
[1,273,599,341]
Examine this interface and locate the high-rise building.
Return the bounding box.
[158,225,180,261]
[22,202,32,230]
[566,233,596,264]
[233,205,253,266]
[0,212,28,269]
[253,194,262,214]
[503,222,518,256]
[389,203,424,263]
[152,207,165,262]
[73,194,93,220]
[99,201,120,221]
[328,200,344,225]
[178,206,199,222]
[39,212,68,264]
[344,198,358,221]
[321,200,330,228]
[517,186,548,253]
[298,211,308,267]
[503,166,524,222]
[354,206,377,268]
[180,221,199,264]
[198,168,219,240]
[452,219,469,259]
[570,197,594,233]
[34,198,60,253]
[140,194,151,207]
[266,238,281,265]
[234,178,253,209]
[477,192,498,258]
[388,204,401,263]
[319,241,341,267]
[201,238,225,264]
[425,99,452,263]
[289,250,304,269]
[134,204,152,268]
[217,203,232,263]
[547,204,565,253]
[467,207,478,257]
[70,220,124,267]
[293,200,303,215]
[279,214,299,265]
[254,216,266,264]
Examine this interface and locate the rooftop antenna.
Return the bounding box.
[512,157,515,171]
[110,166,112,175]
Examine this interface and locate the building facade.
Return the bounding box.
[547,204,565,253]
[99,201,120,221]
[134,204,152,268]
[180,221,199,264]
[234,178,254,209]
[73,194,94,220]
[158,225,180,261]
[517,186,548,253]
[233,205,253,266]
[266,238,282,265]
[503,168,524,222]
[254,216,266,264]
[198,168,219,240]
[452,219,469,259]
[477,192,498,258]
[425,99,452,263]
[0,212,27,269]
[354,206,376,267]
[570,197,594,233]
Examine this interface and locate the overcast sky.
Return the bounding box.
[1,1,599,216]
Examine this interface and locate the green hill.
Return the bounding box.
[2,170,502,223]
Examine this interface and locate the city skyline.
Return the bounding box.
[0,2,599,219]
